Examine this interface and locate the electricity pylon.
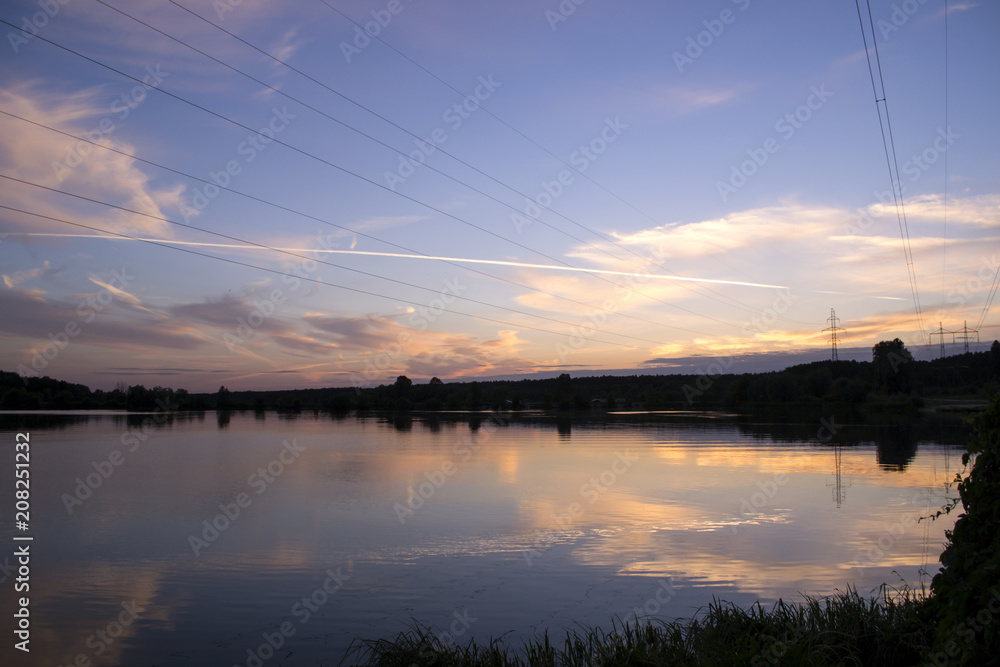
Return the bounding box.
[956,320,979,354]
[822,309,846,361]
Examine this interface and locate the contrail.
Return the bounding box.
[814,289,906,301]
[8,232,789,289]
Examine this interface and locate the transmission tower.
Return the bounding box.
[956,320,980,354]
[930,322,957,358]
[822,308,846,361]
[825,446,852,508]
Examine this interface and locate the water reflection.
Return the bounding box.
[0,409,966,666]
[556,415,573,438]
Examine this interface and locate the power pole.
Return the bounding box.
[822,308,846,361]
[956,320,980,354]
[929,322,957,358]
[833,446,844,508]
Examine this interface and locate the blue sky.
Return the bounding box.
[1,0,997,391]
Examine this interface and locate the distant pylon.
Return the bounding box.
[822,308,846,361]
[929,322,954,359]
[956,320,979,354]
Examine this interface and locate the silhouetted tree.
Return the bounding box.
[216,385,234,411]
[394,375,412,396]
[872,338,913,394]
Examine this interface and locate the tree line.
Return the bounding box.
[3,339,998,412]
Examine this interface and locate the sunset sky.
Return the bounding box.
[1,0,997,391]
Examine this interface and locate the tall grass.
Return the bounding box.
[348,396,1000,666]
[346,585,931,666]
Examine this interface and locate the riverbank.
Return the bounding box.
[4,343,997,413]
[348,396,1000,666]
[350,586,931,666]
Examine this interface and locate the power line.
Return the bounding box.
[162,0,774,320]
[317,0,789,301]
[0,108,752,342]
[91,0,638,276]
[0,173,693,348]
[854,0,925,336]
[1,15,775,335]
[942,0,949,309]
[317,0,661,229]
[316,0,828,325]
[1,201,667,353]
[975,261,1000,333]
[106,0,786,325]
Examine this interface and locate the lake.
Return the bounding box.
[0,408,967,665]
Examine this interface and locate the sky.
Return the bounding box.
[1,0,998,392]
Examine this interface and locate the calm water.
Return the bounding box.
[0,409,967,665]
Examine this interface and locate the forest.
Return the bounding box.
[3,339,998,413]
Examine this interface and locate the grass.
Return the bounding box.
[348,396,1000,666]
[345,584,933,666]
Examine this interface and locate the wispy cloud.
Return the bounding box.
[0,83,182,238]
[630,82,753,117]
[2,261,52,288]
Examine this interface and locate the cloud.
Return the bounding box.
[2,261,53,288]
[269,28,304,64]
[0,83,182,238]
[624,81,754,117]
[0,285,206,363]
[557,197,999,313]
[305,315,404,352]
[871,193,1000,228]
